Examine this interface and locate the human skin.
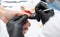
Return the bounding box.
[0,6,31,34]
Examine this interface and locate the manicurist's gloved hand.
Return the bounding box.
[35,2,54,24]
[7,14,29,37]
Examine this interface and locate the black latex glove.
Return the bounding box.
[35,1,48,12]
[36,9,54,24]
[29,1,47,22]
[35,2,54,24]
[6,14,28,37]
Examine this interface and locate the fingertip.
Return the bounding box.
[17,10,32,17]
